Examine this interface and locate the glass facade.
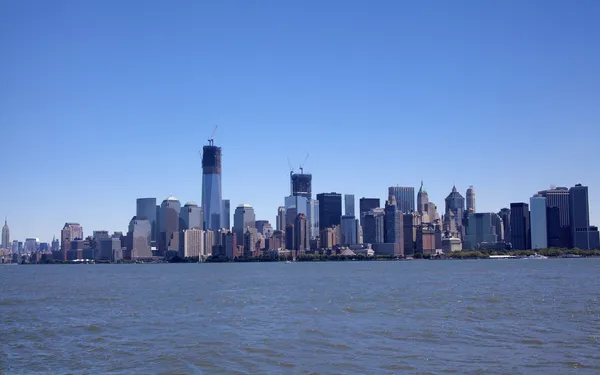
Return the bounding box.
[136,198,157,243]
[202,145,223,232]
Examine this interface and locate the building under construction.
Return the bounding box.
[291,171,312,199]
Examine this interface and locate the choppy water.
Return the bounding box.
[1,259,600,374]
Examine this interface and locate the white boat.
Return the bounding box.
[524,253,549,259]
[285,260,292,264]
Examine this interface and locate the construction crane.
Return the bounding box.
[299,153,310,174]
[208,125,218,146]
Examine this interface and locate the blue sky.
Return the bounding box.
[1,0,599,242]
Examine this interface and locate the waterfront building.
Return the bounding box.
[233,204,256,245]
[61,223,83,251]
[269,230,283,250]
[491,213,505,242]
[538,187,571,248]
[202,141,223,232]
[159,196,181,255]
[344,194,355,216]
[1,219,9,250]
[403,212,420,255]
[466,186,476,213]
[498,208,511,245]
[98,237,122,262]
[510,203,531,250]
[136,198,157,243]
[388,186,415,213]
[442,237,462,253]
[128,216,152,259]
[317,193,342,230]
[340,215,359,246]
[204,230,215,256]
[530,195,548,250]
[384,198,404,255]
[569,184,591,249]
[221,199,231,230]
[183,229,204,258]
[319,227,337,249]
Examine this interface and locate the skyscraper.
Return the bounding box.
[464,213,498,250]
[384,198,404,250]
[202,141,222,232]
[538,187,570,248]
[359,197,380,228]
[180,202,203,230]
[530,195,548,250]
[221,199,231,230]
[276,206,285,231]
[128,216,152,259]
[61,223,83,251]
[344,194,355,216]
[445,186,465,236]
[294,213,310,251]
[136,198,157,243]
[363,208,385,244]
[159,196,181,255]
[417,181,429,215]
[317,193,342,230]
[183,229,205,258]
[498,208,511,245]
[510,203,530,250]
[308,200,319,239]
[233,204,256,245]
[290,171,312,199]
[466,186,476,213]
[569,184,591,250]
[340,215,359,245]
[388,186,415,213]
[1,219,9,250]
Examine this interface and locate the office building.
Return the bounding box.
[308,199,319,239]
[538,187,570,248]
[466,186,476,213]
[285,195,309,217]
[417,181,428,215]
[1,219,9,250]
[221,199,231,230]
[255,220,274,238]
[294,214,310,251]
[51,237,59,252]
[498,208,511,245]
[529,195,548,249]
[491,213,505,242]
[285,224,294,250]
[136,198,157,243]
[359,197,380,227]
[569,184,591,249]
[129,216,152,259]
[202,141,223,232]
[159,196,181,255]
[276,206,285,231]
[180,202,203,230]
[317,192,342,230]
[61,223,83,251]
[403,212,420,255]
[384,198,404,254]
[24,238,39,253]
[340,215,359,246]
[445,186,465,236]
[464,213,498,250]
[388,186,415,213]
[320,227,337,249]
[233,204,256,245]
[98,237,122,262]
[510,203,530,250]
[363,208,385,244]
[183,229,204,258]
[344,194,355,216]
[204,230,215,256]
[290,171,312,199]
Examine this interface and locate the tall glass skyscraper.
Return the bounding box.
[388,186,415,213]
[202,142,223,232]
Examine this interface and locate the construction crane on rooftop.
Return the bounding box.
[208,125,218,146]
[299,153,310,174]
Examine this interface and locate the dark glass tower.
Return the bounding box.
[202,143,223,232]
[291,172,312,199]
[510,203,530,250]
[317,193,342,230]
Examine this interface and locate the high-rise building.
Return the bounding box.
[221,199,231,230]
[1,219,9,250]
[159,196,181,255]
[256,220,274,238]
[180,202,203,230]
[233,204,256,245]
[344,194,355,216]
[129,216,152,259]
[204,230,215,256]
[61,223,83,251]
[445,186,465,236]
[530,195,548,249]
[510,203,530,250]
[384,198,404,250]
[51,236,59,252]
[290,171,312,199]
[498,208,511,245]
[464,213,498,250]
[538,187,570,248]
[403,212,420,255]
[466,186,476,213]
[317,193,342,230]
[285,225,294,250]
[340,215,359,245]
[276,206,285,231]
[294,214,310,251]
[183,229,204,258]
[359,197,380,228]
[417,181,429,215]
[98,237,122,262]
[308,200,319,239]
[388,186,415,213]
[569,184,591,250]
[491,213,505,242]
[202,141,223,232]
[363,208,385,244]
[136,198,157,243]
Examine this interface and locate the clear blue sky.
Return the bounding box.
[1,0,599,242]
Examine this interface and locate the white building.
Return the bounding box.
[530,195,548,249]
[204,229,215,256]
[183,229,205,258]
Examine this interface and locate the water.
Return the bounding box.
[2,259,600,374]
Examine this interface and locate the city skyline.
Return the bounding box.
[2,1,600,241]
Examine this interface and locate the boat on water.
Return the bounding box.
[524,253,549,259]
[285,260,292,264]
